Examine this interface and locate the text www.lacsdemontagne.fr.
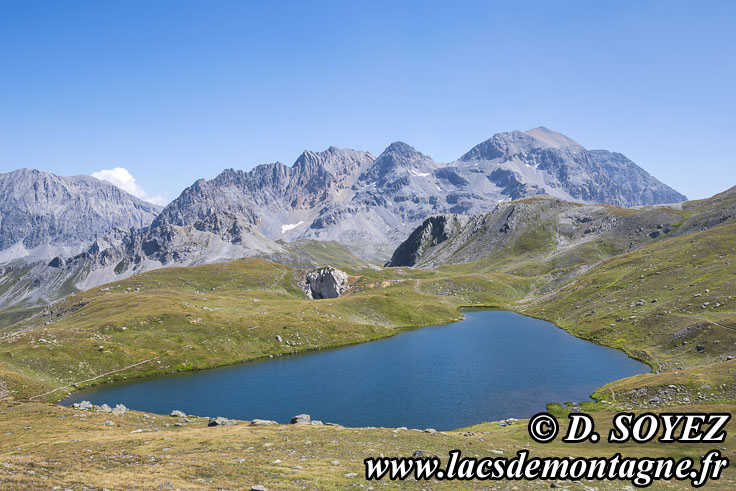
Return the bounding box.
[364,449,727,487]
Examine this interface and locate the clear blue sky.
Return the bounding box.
[1,0,734,204]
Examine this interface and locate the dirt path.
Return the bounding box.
[685,314,736,332]
[29,349,175,401]
[28,325,251,401]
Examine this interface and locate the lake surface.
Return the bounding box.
[62,311,648,430]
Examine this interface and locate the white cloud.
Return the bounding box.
[91,167,144,197]
[144,194,167,207]
[91,167,167,206]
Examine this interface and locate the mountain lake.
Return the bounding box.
[62,310,649,430]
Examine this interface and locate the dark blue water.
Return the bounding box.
[61,311,647,430]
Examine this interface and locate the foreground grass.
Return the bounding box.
[1,398,733,489]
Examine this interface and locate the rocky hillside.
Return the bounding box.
[387,187,735,271]
[0,227,371,320]
[0,169,161,263]
[386,198,679,269]
[154,127,685,260]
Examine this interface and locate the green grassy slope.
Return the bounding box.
[522,222,736,407]
[261,239,378,270]
[0,258,529,400]
[2,216,735,412]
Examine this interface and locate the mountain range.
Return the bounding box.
[154,126,685,260]
[0,127,687,314]
[0,169,161,264]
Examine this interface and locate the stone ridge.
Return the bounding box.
[0,168,162,261]
[385,196,704,269]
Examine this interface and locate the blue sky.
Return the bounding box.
[0,0,734,204]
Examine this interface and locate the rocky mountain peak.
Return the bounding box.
[359,141,435,184]
[460,127,582,163]
[292,147,374,177]
[211,168,247,185]
[0,168,162,263]
[383,141,419,157]
[523,126,582,148]
[293,149,322,169]
[455,128,685,207]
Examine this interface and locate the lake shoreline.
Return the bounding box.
[58,310,648,431]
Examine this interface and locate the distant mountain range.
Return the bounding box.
[0,169,161,264]
[154,127,685,259]
[0,127,688,314]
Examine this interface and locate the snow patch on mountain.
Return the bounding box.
[281,221,305,234]
[409,169,430,177]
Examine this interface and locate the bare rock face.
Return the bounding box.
[151,127,686,261]
[385,214,469,267]
[304,267,349,299]
[0,168,161,263]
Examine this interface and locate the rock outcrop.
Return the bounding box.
[385,214,469,267]
[208,416,237,427]
[303,268,350,299]
[290,414,311,424]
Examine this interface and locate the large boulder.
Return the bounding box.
[208,416,237,427]
[303,267,349,299]
[73,400,93,411]
[250,419,278,426]
[290,414,311,424]
[111,404,128,416]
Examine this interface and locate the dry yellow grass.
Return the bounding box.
[0,398,734,489]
